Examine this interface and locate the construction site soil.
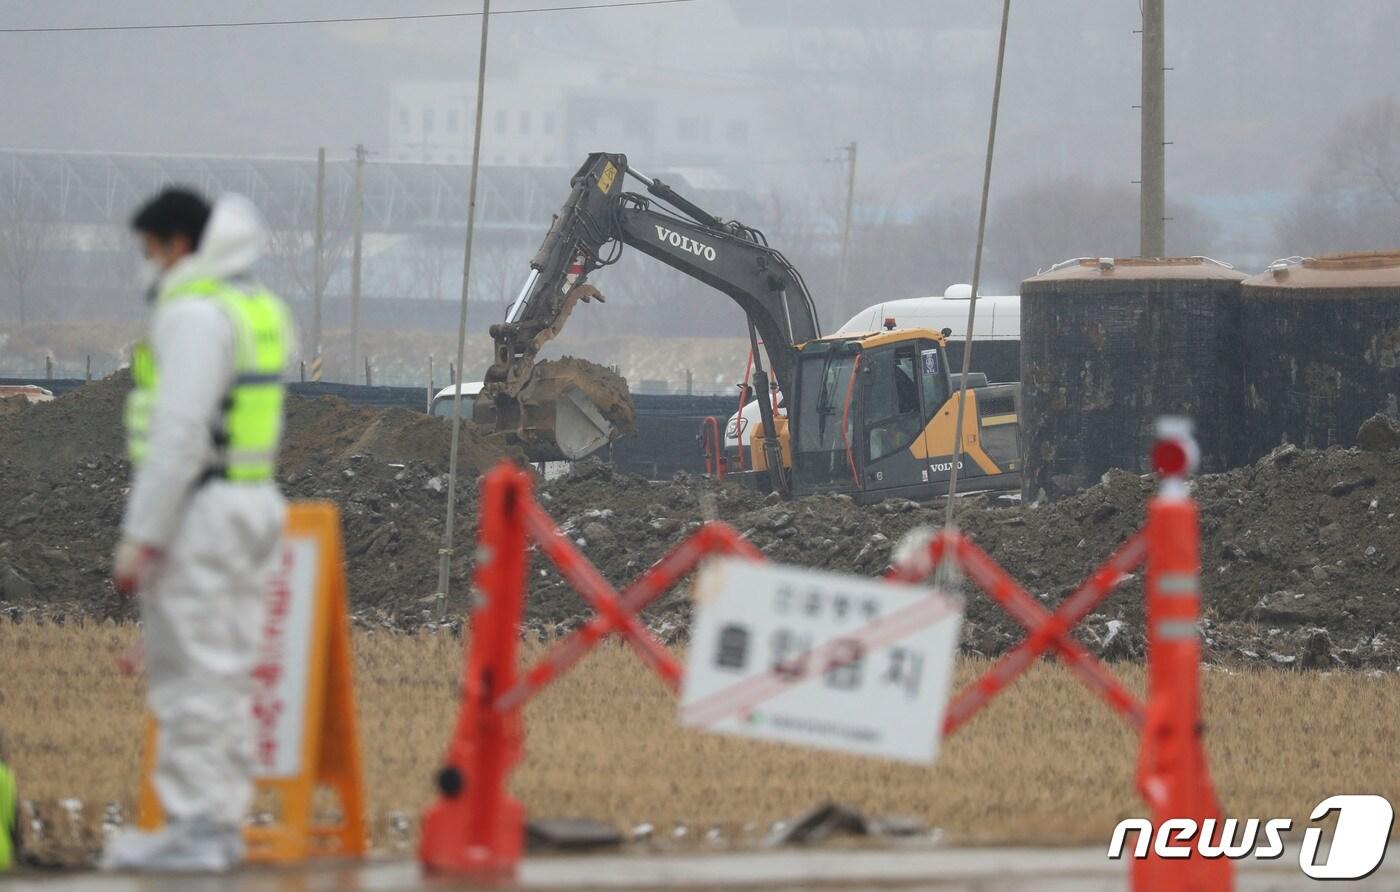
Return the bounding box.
[2,372,1399,670]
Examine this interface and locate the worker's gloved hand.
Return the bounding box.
[113,540,163,598]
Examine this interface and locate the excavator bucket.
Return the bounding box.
[533,385,614,459]
[475,358,636,462]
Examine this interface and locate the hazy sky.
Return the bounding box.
[3,0,1398,277]
[4,2,1396,187]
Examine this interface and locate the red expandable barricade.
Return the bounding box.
[420,461,760,879]
[883,424,1231,892]
[424,416,1231,892]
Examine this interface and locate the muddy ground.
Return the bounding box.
[1,372,1399,669]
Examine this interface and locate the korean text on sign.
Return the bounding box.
[680,558,963,763]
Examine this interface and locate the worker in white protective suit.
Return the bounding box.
[101,188,294,873]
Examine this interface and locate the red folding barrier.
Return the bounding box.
[422,419,1230,892]
[884,419,1230,892]
[420,461,760,878]
[887,530,1148,737]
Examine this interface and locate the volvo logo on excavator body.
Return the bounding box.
[654,226,717,261]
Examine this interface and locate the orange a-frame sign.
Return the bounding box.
[136,501,367,863]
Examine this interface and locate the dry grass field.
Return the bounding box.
[3,620,1398,854]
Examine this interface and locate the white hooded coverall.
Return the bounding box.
[122,194,291,827]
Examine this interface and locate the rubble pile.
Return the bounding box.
[2,372,1399,669]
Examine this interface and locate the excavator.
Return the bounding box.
[475,152,1021,502]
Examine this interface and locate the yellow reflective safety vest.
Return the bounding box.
[0,758,15,871]
[125,277,290,483]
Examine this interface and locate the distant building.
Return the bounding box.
[389,81,566,167]
[388,75,775,185]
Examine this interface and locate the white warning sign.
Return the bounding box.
[250,536,319,778]
[679,558,963,764]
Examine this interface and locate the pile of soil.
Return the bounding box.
[3,372,1399,669]
[281,394,518,474]
[514,444,1400,669]
[0,372,521,622]
[0,371,131,467]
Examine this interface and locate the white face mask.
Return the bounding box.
[137,257,163,294]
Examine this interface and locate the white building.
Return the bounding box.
[389,81,568,167]
[388,73,777,183]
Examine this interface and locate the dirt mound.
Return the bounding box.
[1358,413,1400,453]
[0,371,131,471]
[282,395,518,473]
[505,443,1400,669]
[3,374,1399,670]
[0,371,518,479]
[0,372,521,622]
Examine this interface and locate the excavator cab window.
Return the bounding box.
[792,341,860,487]
[864,343,923,463]
[919,343,950,421]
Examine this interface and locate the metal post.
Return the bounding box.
[436,0,493,621]
[837,141,858,318]
[313,147,326,367]
[1140,0,1166,257]
[942,0,1011,533]
[85,355,91,383]
[45,355,52,381]
[748,322,787,495]
[428,355,435,412]
[350,143,367,382]
[364,356,372,386]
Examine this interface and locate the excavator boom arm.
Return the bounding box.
[479,152,821,465]
[486,152,820,396]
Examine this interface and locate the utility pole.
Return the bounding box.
[349,143,367,381]
[312,147,326,378]
[1139,0,1166,257]
[436,0,493,621]
[837,141,858,317]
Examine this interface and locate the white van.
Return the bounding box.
[429,382,484,417]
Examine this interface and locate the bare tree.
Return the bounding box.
[0,175,57,329]
[262,187,354,303]
[470,236,531,328]
[405,230,459,303]
[981,177,1219,287]
[1279,95,1400,254]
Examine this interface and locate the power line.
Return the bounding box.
[0,0,697,34]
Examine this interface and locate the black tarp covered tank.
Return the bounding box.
[1020,257,1245,501]
[1240,252,1400,458]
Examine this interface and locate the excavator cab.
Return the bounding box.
[771,328,1022,501]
